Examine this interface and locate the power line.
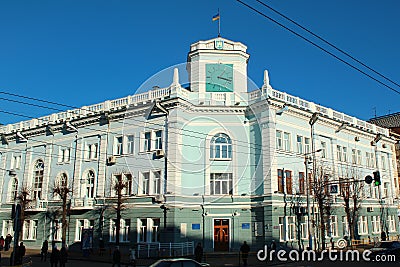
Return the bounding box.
[235,0,400,95]
[255,0,400,89]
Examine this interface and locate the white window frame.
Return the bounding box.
[127,135,135,154]
[109,218,130,243]
[358,216,368,235]
[300,216,308,239]
[210,173,233,195]
[153,171,161,195]
[388,215,396,232]
[371,216,381,234]
[304,138,310,154]
[9,177,18,203]
[276,130,282,150]
[142,172,150,195]
[75,219,94,241]
[342,216,349,237]
[297,135,303,154]
[321,141,326,158]
[23,220,38,240]
[155,131,162,150]
[210,133,232,160]
[2,220,13,237]
[283,132,291,152]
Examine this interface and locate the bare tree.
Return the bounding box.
[312,165,334,250]
[15,186,32,241]
[52,174,71,247]
[111,173,128,245]
[340,177,363,242]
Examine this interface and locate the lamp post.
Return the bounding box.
[306,112,319,250]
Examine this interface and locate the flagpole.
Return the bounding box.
[218,8,221,37]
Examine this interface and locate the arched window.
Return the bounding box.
[210,133,232,159]
[33,159,44,200]
[86,170,95,198]
[9,177,18,202]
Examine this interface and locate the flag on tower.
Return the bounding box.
[212,12,220,21]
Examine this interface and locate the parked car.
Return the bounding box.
[149,258,210,267]
[370,241,400,259]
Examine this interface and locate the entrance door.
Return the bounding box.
[214,219,229,251]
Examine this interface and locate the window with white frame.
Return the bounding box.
[54,173,68,200]
[352,149,357,164]
[142,172,150,195]
[115,136,124,155]
[342,147,347,162]
[278,217,296,241]
[23,220,38,240]
[210,173,233,195]
[330,216,338,237]
[358,216,368,235]
[381,156,386,170]
[366,152,375,168]
[297,135,303,154]
[85,143,98,160]
[137,218,160,243]
[300,216,308,239]
[342,216,349,237]
[111,173,133,197]
[51,220,62,241]
[153,171,161,195]
[210,133,232,160]
[58,148,71,163]
[127,135,134,154]
[371,216,381,234]
[304,138,310,154]
[283,132,291,151]
[109,219,130,242]
[9,177,18,202]
[11,155,21,169]
[85,170,95,198]
[143,132,151,152]
[357,150,362,165]
[384,182,389,198]
[388,215,396,232]
[321,142,326,158]
[33,159,44,200]
[2,220,13,236]
[155,131,162,150]
[337,145,342,162]
[75,219,94,241]
[276,130,282,150]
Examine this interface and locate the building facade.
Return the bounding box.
[0,37,398,253]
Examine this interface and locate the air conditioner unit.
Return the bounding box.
[155,149,164,157]
[367,207,374,212]
[107,156,117,165]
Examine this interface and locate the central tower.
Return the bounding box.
[186,37,250,103]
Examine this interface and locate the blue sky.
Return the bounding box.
[0,0,399,124]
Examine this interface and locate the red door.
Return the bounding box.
[214,219,229,251]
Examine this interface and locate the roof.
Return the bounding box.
[369,112,400,129]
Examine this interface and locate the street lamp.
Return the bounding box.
[304,149,321,250]
[307,112,320,250]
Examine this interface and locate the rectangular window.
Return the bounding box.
[115,137,123,155]
[11,155,21,169]
[384,182,389,198]
[210,173,233,195]
[287,216,296,241]
[381,156,386,170]
[2,220,13,237]
[371,216,381,234]
[276,130,282,150]
[277,169,284,193]
[337,145,342,162]
[330,216,338,237]
[342,147,347,162]
[388,215,396,232]
[137,218,160,243]
[23,220,38,240]
[58,148,71,163]
[75,219,94,241]
[142,172,150,195]
[127,135,135,154]
[283,132,291,151]
[90,144,98,159]
[304,138,310,154]
[279,217,284,241]
[299,172,305,194]
[357,150,362,165]
[153,171,161,195]
[285,170,292,195]
[300,216,308,239]
[155,131,162,150]
[110,219,130,242]
[321,142,326,158]
[352,149,357,164]
[358,216,368,235]
[297,135,303,154]
[342,216,349,237]
[52,220,62,241]
[144,132,151,152]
